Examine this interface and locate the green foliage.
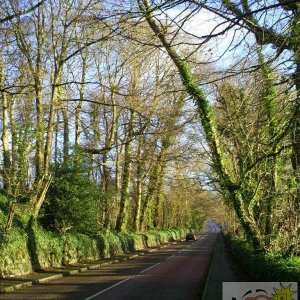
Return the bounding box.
[188,209,205,232]
[15,204,31,229]
[97,229,187,257]
[99,230,133,257]
[171,228,187,240]
[0,228,27,251]
[150,230,170,243]
[138,229,187,247]
[0,192,33,231]
[214,59,298,252]
[225,235,300,282]
[143,232,160,247]
[26,223,101,268]
[115,232,134,253]
[33,224,63,267]
[0,193,9,229]
[100,230,122,256]
[0,228,32,277]
[40,164,104,234]
[63,233,100,263]
[128,233,148,250]
[0,224,188,277]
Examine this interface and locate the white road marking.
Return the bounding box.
[84,278,130,300]
[139,262,161,274]
[166,255,175,260]
[85,238,207,299]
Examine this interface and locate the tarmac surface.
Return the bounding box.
[202,232,239,300]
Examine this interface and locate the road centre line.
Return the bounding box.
[86,242,189,299]
[84,278,130,300]
[139,262,161,274]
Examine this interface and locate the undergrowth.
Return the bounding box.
[225,235,300,282]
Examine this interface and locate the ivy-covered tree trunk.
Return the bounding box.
[292,53,300,213]
[221,0,300,240]
[153,165,165,229]
[134,134,145,231]
[139,0,262,248]
[283,5,300,200]
[115,110,134,231]
[35,9,45,182]
[140,169,157,231]
[139,141,164,231]
[139,147,167,230]
[153,139,172,229]
[257,51,278,247]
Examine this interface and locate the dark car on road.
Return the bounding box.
[186,232,197,241]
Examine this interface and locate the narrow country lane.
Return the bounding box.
[0,227,220,300]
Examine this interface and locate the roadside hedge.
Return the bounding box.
[225,235,300,282]
[0,226,188,278]
[0,229,32,277]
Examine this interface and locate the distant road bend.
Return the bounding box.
[0,223,221,300]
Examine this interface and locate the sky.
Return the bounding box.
[156,4,253,72]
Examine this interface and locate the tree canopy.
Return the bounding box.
[0,0,299,256]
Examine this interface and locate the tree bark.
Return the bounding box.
[139,0,261,248]
[62,105,69,165]
[0,56,11,190]
[35,4,45,180]
[115,110,134,231]
[134,134,145,231]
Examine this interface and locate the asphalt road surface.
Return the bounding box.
[0,227,219,300]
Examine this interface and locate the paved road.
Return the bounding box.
[0,230,219,300]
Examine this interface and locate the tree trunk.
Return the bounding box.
[35,5,45,180]
[4,201,17,232]
[62,106,69,164]
[153,166,166,229]
[30,175,52,219]
[44,72,63,176]
[291,55,300,211]
[75,54,86,147]
[115,110,134,231]
[140,160,159,231]
[140,0,261,248]
[9,99,18,191]
[102,90,118,191]
[258,51,278,247]
[134,135,144,231]
[0,57,11,190]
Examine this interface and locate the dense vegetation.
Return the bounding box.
[0,0,299,272]
[0,0,212,236]
[225,235,300,282]
[137,0,300,256]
